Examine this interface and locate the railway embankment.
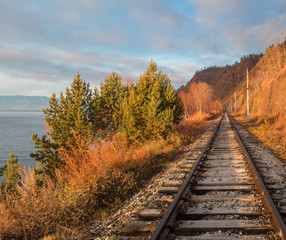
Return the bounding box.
[90,114,286,239]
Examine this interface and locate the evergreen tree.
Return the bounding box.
[31,65,182,173]
[144,79,174,138]
[120,86,143,141]
[31,73,100,174]
[99,71,125,135]
[0,151,21,195]
[164,80,184,124]
[120,60,183,141]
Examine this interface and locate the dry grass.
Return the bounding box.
[173,112,218,140]
[0,135,180,239]
[0,113,219,239]
[0,169,85,239]
[234,113,286,162]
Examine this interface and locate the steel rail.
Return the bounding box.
[150,114,224,240]
[228,113,286,239]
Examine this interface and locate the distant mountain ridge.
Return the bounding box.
[0,95,49,110]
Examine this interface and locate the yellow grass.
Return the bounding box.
[172,112,216,140]
[235,113,286,162]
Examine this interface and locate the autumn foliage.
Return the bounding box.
[232,41,286,163]
[31,61,183,177]
[0,130,192,239]
[179,54,262,104]
[179,81,222,118]
[0,61,191,239]
[235,42,286,117]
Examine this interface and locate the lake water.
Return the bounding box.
[0,111,45,168]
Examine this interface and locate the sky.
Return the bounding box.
[0,0,286,97]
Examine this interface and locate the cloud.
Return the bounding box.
[56,51,149,81]
[179,65,198,73]
[189,0,241,28]
[1,0,286,96]
[221,14,286,55]
[0,45,152,95]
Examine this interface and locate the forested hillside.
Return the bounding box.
[178,54,262,102]
[177,54,262,117]
[179,41,286,118]
[235,42,286,117]
[227,41,286,162]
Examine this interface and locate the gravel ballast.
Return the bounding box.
[86,116,286,239]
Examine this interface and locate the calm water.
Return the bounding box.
[0,111,45,168]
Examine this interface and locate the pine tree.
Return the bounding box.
[120,60,183,141]
[164,80,184,124]
[0,151,21,195]
[120,86,143,141]
[142,68,176,139]
[31,73,101,174]
[143,79,165,138]
[99,71,125,136]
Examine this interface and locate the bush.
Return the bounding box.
[0,132,186,239]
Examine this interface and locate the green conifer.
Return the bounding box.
[99,71,125,135]
[31,73,100,174]
[0,151,21,195]
[120,60,183,141]
[120,86,142,141]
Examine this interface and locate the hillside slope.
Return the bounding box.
[233,42,286,163]
[178,54,262,102]
[233,42,286,117]
[239,66,286,117]
[179,40,286,120]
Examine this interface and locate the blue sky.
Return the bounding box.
[0,0,286,96]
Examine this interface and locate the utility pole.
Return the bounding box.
[235,92,237,116]
[247,69,250,121]
[230,99,232,114]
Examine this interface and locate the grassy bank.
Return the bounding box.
[233,113,286,163]
[0,112,218,240]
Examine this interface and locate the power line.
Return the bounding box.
[273,27,286,44]
[262,1,286,48]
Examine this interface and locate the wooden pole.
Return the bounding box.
[235,92,237,116]
[247,69,250,121]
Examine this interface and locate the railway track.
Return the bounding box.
[118,114,286,240]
